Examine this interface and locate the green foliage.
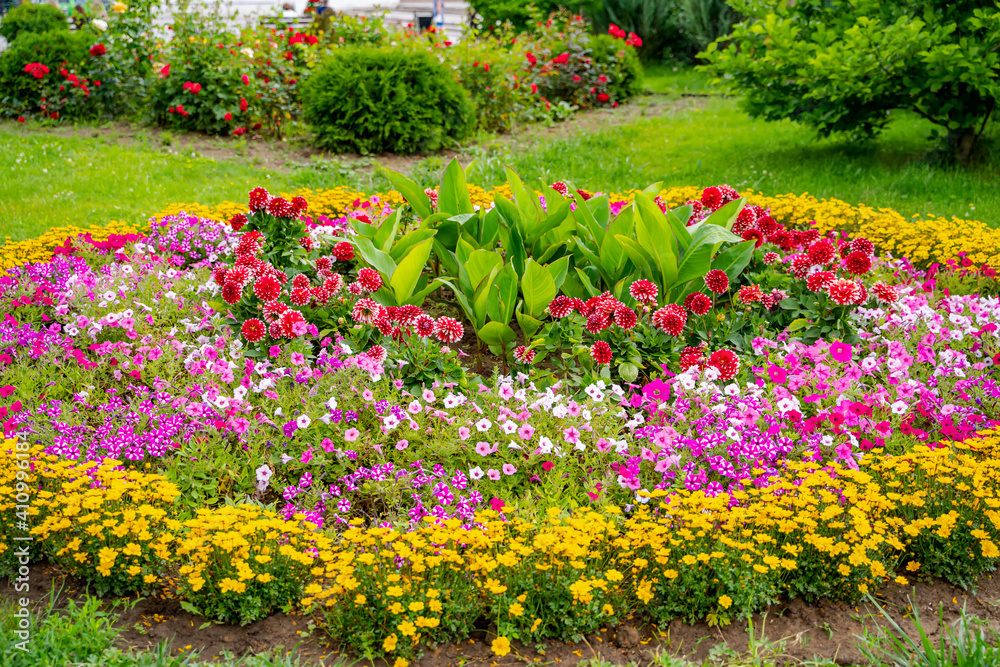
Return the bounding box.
[301,46,475,154]
[149,9,249,135]
[0,2,69,43]
[472,0,599,32]
[311,9,389,46]
[591,0,684,62]
[677,0,741,55]
[701,0,1000,162]
[588,33,644,101]
[0,30,90,116]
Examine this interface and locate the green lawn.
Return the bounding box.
[2,69,998,244]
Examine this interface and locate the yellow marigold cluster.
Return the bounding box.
[28,454,181,595]
[0,439,44,574]
[0,221,141,275]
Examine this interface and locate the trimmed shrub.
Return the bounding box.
[0,30,90,116]
[301,46,475,155]
[0,3,68,43]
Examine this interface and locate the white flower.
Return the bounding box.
[296,414,311,429]
[327,396,338,411]
[890,400,908,415]
[501,420,517,434]
[476,418,492,432]
[255,465,273,491]
[469,466,484,480]
[241,47,255,58]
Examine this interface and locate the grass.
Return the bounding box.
[1,67,998,245]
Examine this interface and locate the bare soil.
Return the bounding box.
[0,94,685,177]
[4,563,1000,665]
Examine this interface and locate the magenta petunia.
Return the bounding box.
[829,341,853,363]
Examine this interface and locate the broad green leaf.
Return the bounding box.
[389,228,436,264]
[516,309,544,340]
[353,238,396,278]
[666,208,693,251]
[507,226,527,280]
[471,265,500,330]
[384,170,432,219]
[488,263,518,325]
[438,159,475,215]
[700,198,746,230]
[479,207,501,247]
[478,322,517,349]
[713,239,756,282]
[388,238,434,305]
[546,255,570,289]
[373,209,401,252]
[465,249,503,292]
[633,194,679,289]
[614,235,656,280]
[504,166,542,222]
[574,266,603,298]
[641,181,664,197]
[787,318,811,332]
[618,361,639,383]
[406,277,446,306]
[522,258,557,319]
[493,195,526,239]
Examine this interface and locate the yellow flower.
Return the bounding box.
[397,621,416,637]
[718,595,732,609]
[383,634,398,652]
[491,636,511,657]
[530,618,542,633]
[508,602,524,617]
[393,659,408,667]
[602,604,614,616]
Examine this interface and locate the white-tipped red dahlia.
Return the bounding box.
[628,279,658,304]
[253,274,282,301]
[513,346,535,363]
[278,309,307,338]
[827,279,862,305]
[871,281,899,304]
[613,305,638,330]
[806,271,836,292]
[248,187,270,211]
[415,314,436,337]
[548,295,577,318]
[356,267,383,292]
[550,181,570,196]
[289,288,311,307]
[652,303,686,336]
[352,298,382,324]
[736,284,763,304]
[332,242,354,262]
[266,197,295,218]
[844,251,872,276]
[684,292,712,316]
[221,282,242,304]
[708,349,740,381]
[704,270,729,294]
[262,300,288,322]
[762,252,780,265]
[365,345,388,363]
[850,237,875,256]
[434,317,464,343]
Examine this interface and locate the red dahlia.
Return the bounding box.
[684,292,712,315]
[871,281,898,304]
[736,284,763,304]
[762,252,780,265]
[323,274,343,294]
[290,287,311,306]
[708,349,740,381]
[789,254,813,279]
[613,305,638,330]
[241,318,267,343]
[807,239,835,265]
[732,207,757,235]
[315,257,332,271]
[806,271,836,292]
[365,345,387,363]
[262,300,288,322]
[513,346,535,363]
[679,345,705,372]
[268,320,284,339]
[253,274,282,301]
[299,236,314,252]
[291,196,308,212]
[248,187,270,211]
[654,195,667,213]
[229,213,248,231]
[434,317,464,343]
[550,181,569,196]
[356,267,383,292]
[212,267,228,287]
[590,340,613,365]
[332,242,354,262]
[757,216,779,239]
[844,251,872,276]
[629,279,659,304]
[221,282,242,304]
[292,274,311,290]
[704,270,729,294]
[278,309,306,337]
[827,279,862,305]
[741,229,764,249]
[700,186,723,211]
[652,303,686,336]
[394,305,423,325]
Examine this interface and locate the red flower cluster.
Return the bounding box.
[182,81,202,94]
[704,269,729,294]
[89,43,106,56]
[24,63,49,79]
[607,24,642,46]
[677,346,740,381]
[332,241,354,262]
[355,268,383,292]
[590,341,613,365]
[514,346,536,364]
[629,279,658,304]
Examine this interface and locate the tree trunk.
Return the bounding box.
[955,129,977,166]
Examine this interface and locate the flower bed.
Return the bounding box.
[2,167,1000,661]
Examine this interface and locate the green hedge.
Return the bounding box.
[301,46,475,155]
[0,3,68,43]
[0,30,90,114]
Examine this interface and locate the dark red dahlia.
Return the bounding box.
[229,213,248,231]
[807,239,836,265]
[550,181,569,196]
[586,313,610,333]
[844,251,872,276]
[241,318,267,343]
[652,303,686,336]
[704,270,729,294]
[291,196,309,212]
[590,340,613,365]
[850,237,875,256]
[700,186,723,211]
[762,252,780,266]
[741,229,764,249]
[679,346,705,372]
[684,292,712,316]
[514,346,536,363]
[736,284,763,304]
[212,267,228,287]
[221,281,242,304]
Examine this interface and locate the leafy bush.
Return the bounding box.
[589,33,644,101]
[0,29,91,118]
[702,0,1000,163]
[472,0,597,32]
[301,46,475,154]
[0,2,69,43]
[677,0,740,55]
[591,0,684,61]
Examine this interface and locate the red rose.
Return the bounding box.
[89,43,107,56]
[17,116,25,123]
[241,74,249,85]
[224,111,233,121]
[597,93,610,102]
[240,97,248,112]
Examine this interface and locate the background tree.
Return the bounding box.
[701,0,1000,164]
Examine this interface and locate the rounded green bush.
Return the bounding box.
[0,3,69,43]
[0,30,90,114]
[301,46,475,155]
